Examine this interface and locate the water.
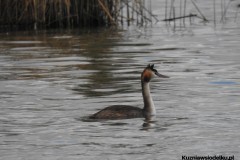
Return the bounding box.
[1,1,240,160]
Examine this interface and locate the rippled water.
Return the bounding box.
[1,2,240,160]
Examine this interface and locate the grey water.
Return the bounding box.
[1,1,240,160]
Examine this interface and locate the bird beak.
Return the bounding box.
[155,72,169,78]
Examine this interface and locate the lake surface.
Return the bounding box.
[0,1,240,160]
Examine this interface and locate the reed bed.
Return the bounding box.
[164,0,240,26]
[0,0,153,30]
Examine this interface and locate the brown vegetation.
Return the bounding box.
[0,0,153,30]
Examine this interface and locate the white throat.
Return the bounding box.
[142,82,156,117]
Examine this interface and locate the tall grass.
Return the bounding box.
[0,0,153,30]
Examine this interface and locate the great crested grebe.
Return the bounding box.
[89,64,168,120]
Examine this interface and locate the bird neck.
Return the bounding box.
[141,81,156,117]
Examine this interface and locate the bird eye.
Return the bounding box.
[152,69,157,73]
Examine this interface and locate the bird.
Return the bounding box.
[89,64,168,120]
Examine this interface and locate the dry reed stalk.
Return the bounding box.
[214,0,216,26]
[191,0,208,21]
[126,0,130,25]
[169,0,174,22]
[97,0,116,25]
[164,0,211,25]
[180,0,182,26]
[183,0,187,25]
[234,4,239,22]
[221,0,232,22]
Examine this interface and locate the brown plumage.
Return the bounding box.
[89,105,143,119]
